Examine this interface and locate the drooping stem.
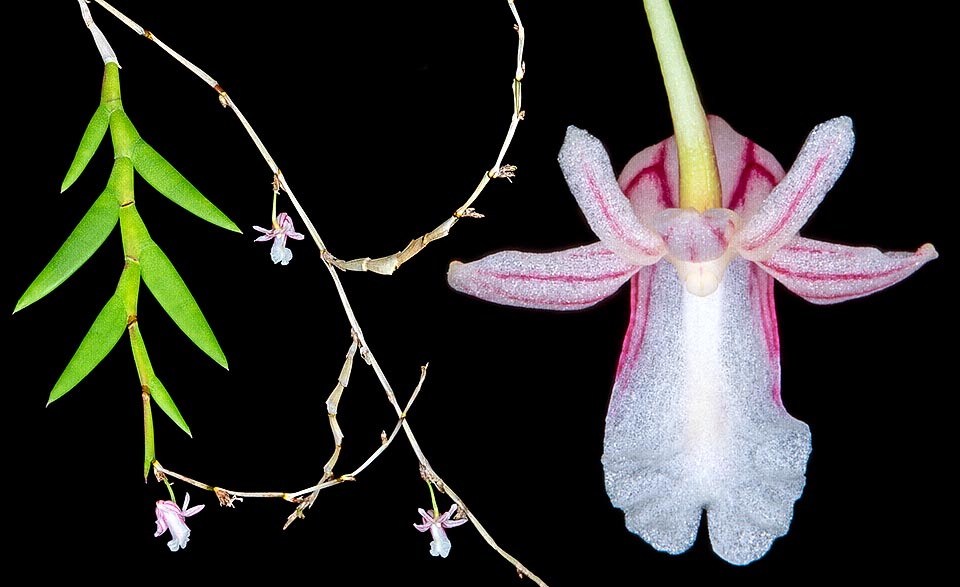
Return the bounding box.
[427,480,439,518]
[162,475,176,502]
[644,0,721,211]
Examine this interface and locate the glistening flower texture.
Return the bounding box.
[447,116,936,564]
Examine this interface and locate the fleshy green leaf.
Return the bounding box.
[48,293,127,405]
[148,374,191,437]
[61,105,110,193]
[15,188,119,313]
[131,139,240,233]
[108,110,140,160]
[139,241,228,369]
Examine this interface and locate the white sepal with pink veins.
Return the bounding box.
[447,116,936,564]
[154,492,205,552]
[413,503,469,558]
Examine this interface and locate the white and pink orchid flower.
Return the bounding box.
[414,503,469,558]
[254,212,305,266]
[154,492,204,552]
[447,116,936,564]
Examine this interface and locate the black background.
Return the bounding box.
[8,1,950,583]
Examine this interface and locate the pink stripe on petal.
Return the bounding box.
[750,264,783,406]
[610,266,654,418]
[757,236,938,304]
[737,117,855,260]
[559,126,665,265]
[447,242,639,311]
[621,143,676,210]
[618,117,785,223]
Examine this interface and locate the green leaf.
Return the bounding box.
[139,241,228,369]
[148,374,191,437]
[48,293,127,405]
[61,105,109,193]
[131,139,241,233]
[15,188,119,313]
[108,110,141,159]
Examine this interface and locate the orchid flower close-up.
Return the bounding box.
[254,212,305,266]
[154,492,205,552]
[448,115,936,564]
[414,503,469,558]
[447,0,936,565]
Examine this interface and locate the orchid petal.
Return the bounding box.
[429,526,452,558]
[181,492,205,517]
[735,117,855,260]
[757,236,938,304]
[441,505,469,528]
[270,238,292,265]
[443,517,469,528]
[559,126,665,265]
[414,508,434,532]
[448,243,639,311]
[603,257,810,565]
[154,504,171,537]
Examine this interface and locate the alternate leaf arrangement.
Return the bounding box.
[16,58,239,476]
[16,0,938,582]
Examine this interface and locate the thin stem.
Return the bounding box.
[162,476,176,502]
[427,480,439,518]
[644,0,720,211]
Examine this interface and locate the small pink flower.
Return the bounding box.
[154,492,204,552]
[413,503,469,558]
[254,212,305,265]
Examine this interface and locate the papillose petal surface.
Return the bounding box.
[603,258,809,565]
[447,115,936,564]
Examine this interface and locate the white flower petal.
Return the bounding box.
[429,525,452,558]
[603,257,810,565]
[735,117,855,260]
[559,126,666,265]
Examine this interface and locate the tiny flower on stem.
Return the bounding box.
[253,212,304,265]
[154,492,204,552]
[414,503,469,558]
